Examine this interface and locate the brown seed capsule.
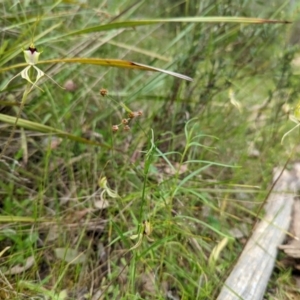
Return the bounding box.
[100,88,108,96]
[137,111,143,116]
[123,125,130,131]
[122,119,128,124]
[128,112,135,119]
[112,125,119,132]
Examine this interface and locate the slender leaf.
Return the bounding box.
[62,17,292,36]
[0,114,109,147]
[0,58,193,81]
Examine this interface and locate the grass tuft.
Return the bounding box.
[0,0,299,299]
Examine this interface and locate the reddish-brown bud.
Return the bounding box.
[100,88,108,96]
[128,112,135,119]
[64,80,77,92]
[112,125,119,132]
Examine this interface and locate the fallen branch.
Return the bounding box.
[217,165,300,300]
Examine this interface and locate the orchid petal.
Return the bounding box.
[20,66,35,85]
[98,176,119,199]
[42,71,65,89]
[129,235,143,251]
[281,122,300,144]
[106,187,119,198]
[129,234,139,240]
[99,177,108,189]
[32,66,45,82]
[21,66,44,92]
[23,47,41,65]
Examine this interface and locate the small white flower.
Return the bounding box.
[2,43,62,92]
[129,220,154,251]
[98,176,119,199]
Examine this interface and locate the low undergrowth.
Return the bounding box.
[1,1,300,299]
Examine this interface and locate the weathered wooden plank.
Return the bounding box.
[217,167,298,300]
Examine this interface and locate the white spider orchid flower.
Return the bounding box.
[129,220,154,251]
[2,44,62,92]
[98,176,119,199]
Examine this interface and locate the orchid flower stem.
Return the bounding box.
[0,83,31,160]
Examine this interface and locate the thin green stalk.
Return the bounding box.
[0,82,31,160]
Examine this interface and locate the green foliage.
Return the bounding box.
[0,0,299,299]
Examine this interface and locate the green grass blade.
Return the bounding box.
[64,17,291,36]
[0,113,109,147]
[0,58,193,81]
[0,216,37,222]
